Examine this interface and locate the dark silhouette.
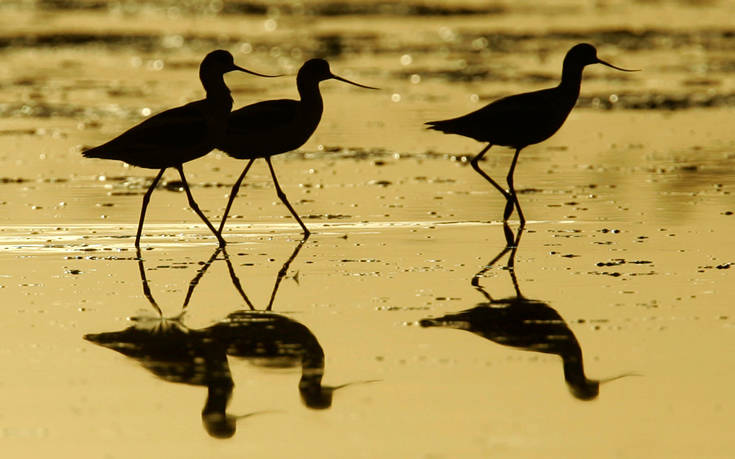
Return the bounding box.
[82,50,278,248]
[85,236,373,438]
[216,58,378,238]
[426,43,637,226]
[420,224,634,400]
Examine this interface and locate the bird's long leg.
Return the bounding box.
[470,144,512,202]
[182,247,222,310]
[471,221,516,291]
[175,164,227,247]
[135,247,162,317]
[471,242,512,300]
[505,148,526,226]
[218,158,255,234]
[135,168,165,247]
[471,223,525,300]
[220,247,256,310]
[506,225,525,297]
[266,234,309,310]
[265,156,310,236]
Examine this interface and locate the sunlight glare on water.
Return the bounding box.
[1,1,735,458]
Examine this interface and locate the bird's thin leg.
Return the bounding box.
[471,221,516,290]
[471,223,525,300]
[506,225,525,297]
[266,234,309,311]
[175,164,227,247]
[182,247,222,310]
[265,157,310,236]
[470,144,511,201]
[218,159,255,234]
[135,247,162,317]
[135,168,165,247]
[505,148,526,226]
[220,247,256,310]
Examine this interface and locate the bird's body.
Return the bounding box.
[420,224,634,400]
[216,58,377,237]
[219,98,322,158]
[427,85,578,149]
[426,43,636,225]
[83,99,224,169]
[82,50,276,247]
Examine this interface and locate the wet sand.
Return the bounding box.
[2,1,735,458]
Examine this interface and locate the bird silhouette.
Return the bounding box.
[426,43,637,226]
[420,224,635,400]
[216,58,378,238]
[85,236,374,438]
[82,50,278,247]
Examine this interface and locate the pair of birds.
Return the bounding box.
[83,50,376,247]
[84,44,636,247]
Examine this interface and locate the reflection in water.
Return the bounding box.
[85,236,370,438]
[420,224,633,400]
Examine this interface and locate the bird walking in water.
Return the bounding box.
[426,43,637,226]
[216,58,378,238]
[420,224,636,400]
[82,50,278,248]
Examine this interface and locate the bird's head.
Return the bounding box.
[565,43,638,72]
[202,412,237,438]
[200,49,281,78]
[299,58,379,89]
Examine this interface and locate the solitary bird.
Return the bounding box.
[82,50,277,247]
[420,224,635,400]
[216,58,378,237]
[426,43,637,225]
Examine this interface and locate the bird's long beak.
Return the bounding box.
[232,65,284,78]
[233,410,281,420]
[599,372,641,384]
[596,58,639,72]
[330,73,380,89]
[329,379,381,391]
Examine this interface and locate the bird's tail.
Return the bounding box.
[424,119,455,134]
[419,316,468,330]
[81,144,112,160]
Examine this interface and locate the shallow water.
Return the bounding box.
[2,1,735,457]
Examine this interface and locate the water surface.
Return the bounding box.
[2,1,735,457]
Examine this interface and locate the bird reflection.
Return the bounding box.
[85,235,369,438]
[420,224,632,400]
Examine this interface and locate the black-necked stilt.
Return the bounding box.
[216,58,378,237]
[426,43,637,226]
[83,50,278,247]
[420,224,635,399]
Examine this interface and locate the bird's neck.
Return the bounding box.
[558,64,584,101]
[298,338,325,386]
[201,72,234,113]
[297,76,324,110]
[561,347,588,386]
[202,378,234,416]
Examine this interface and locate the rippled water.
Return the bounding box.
[2,1,735,457]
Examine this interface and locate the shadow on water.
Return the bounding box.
[84,235,376,438]
[420,224,636,400]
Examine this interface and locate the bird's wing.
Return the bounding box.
[463,90,558,128]
[84,103,209,158]
[426,88,563,143]
[226,99,300,136]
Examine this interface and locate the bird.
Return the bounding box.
[215,58,378,238]
[426,43,637,226]
[82,49,279,248]
[420,224,635,400]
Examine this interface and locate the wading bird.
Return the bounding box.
[420,224,636,400]
[216,58,378,237]
[426,43,637,226]
[82,50,277,247]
